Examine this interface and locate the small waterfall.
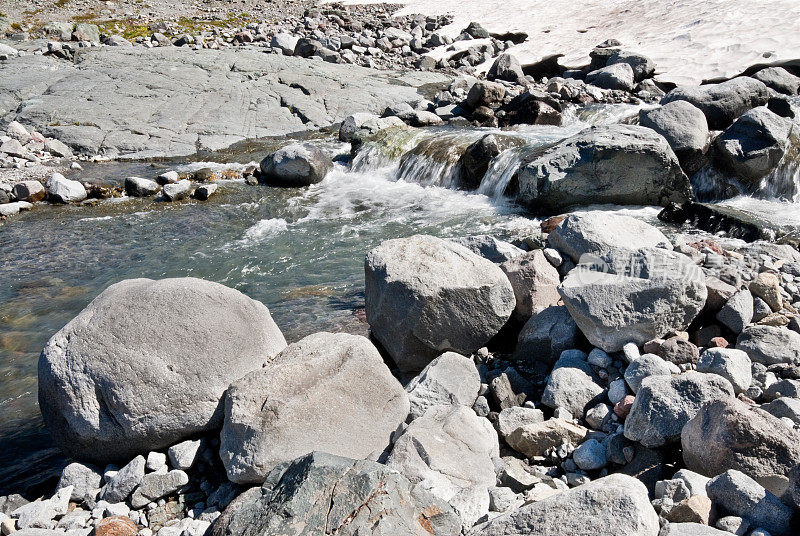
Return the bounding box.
[761,130,800,202]
[393,133,481,188]
[350,126,429,172]
[477,147,524,200]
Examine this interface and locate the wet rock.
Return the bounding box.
[559,248,707,352]
[500,249,561,320]
[639,100,709,174]
[586,63,635,91]
[736,325,800,365]
[365,235,515,371]
[624,372,734,447]
[713,106,794,185]
[259,143,332,187]
[456,134,521,190]
[750,67,800,95]
[406,351,481,420]
[214,452,461,536]
[682,398,800,504]
[661,77,770,129]
[514,305,579,365]
[124,176,160,197]
[11,181,45,202]
[193,183,217,201]
[516,124,691,213]
[706,470,792,536]
[162,179,192,201]
[466,474,658,536]
[39,277,286,463]
[546,212,671,263]
[387,405,498,500]
[220,332,408,484]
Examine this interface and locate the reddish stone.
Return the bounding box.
[614,395,635,419]
[95,516,137,536]
[708,337,729,348]
[540,215,567,234]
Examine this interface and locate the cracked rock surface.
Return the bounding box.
[0,46,448,159]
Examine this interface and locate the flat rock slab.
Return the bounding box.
[0,47,449,159]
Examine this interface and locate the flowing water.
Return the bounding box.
[1,102,798,493]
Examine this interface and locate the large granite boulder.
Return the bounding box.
[386,405,498,501]
[39,278,287,463]
[214,452,462,536]
[713,106,795,185]
[365,235,515,372]
[682,397,800,505]
[586,63,635,91]
[259,143,332,187]
[405,351,481,421]
[661,77,771,129]
[515,124,691,213]
[546,212,672,263]
[559,248,707,352]
[220,332,409,484]
[624,372,734,448]
[467,474,658,536]
[639,100,709,174]
[45,173,87,203]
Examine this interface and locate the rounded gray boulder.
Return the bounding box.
[39,277,287,463]
[259,143,332,187]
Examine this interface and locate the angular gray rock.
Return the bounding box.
[129,469,189,509]
[624,354,673,394]
[214,452,461,536]
[500,249,561,319]
[639,100,709,173]
[682,398,800,504]
[696,348,752,394]
[608,51,656,82]
[716,289,754,333]
[365,235,515,372]
[541,353,604,418]
[448,235,524,264]
[124,176,160,197]
[162,179,192,201]
[220,332,408,484]
[259,143,332,187]
[100,455,145,503]
[736,325,800,365]
[546,212,672,263]
[713,106,794,184]
[516,124,692,213]
[386,405,498,501]
[467,474,658,536]
[167,439,201,470]
[57,462,102,502]
[496,406,545,440]
[39,277,287,463]
[659,523,730,536]
[487,53,525,83]
[0,47,448,159]
[573,438,607,470]
[405,351,481,421]
[751,67,800,95]
[513,305,579,365]
[193,183,217,201]
[762,396,800,425]
[661,77,771,129]
[586,63,635,91]
[624,372,734,447]
[270,32,299,55]
[706,470,792,536]
[559,248,708,352]
[45,173,87,203]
